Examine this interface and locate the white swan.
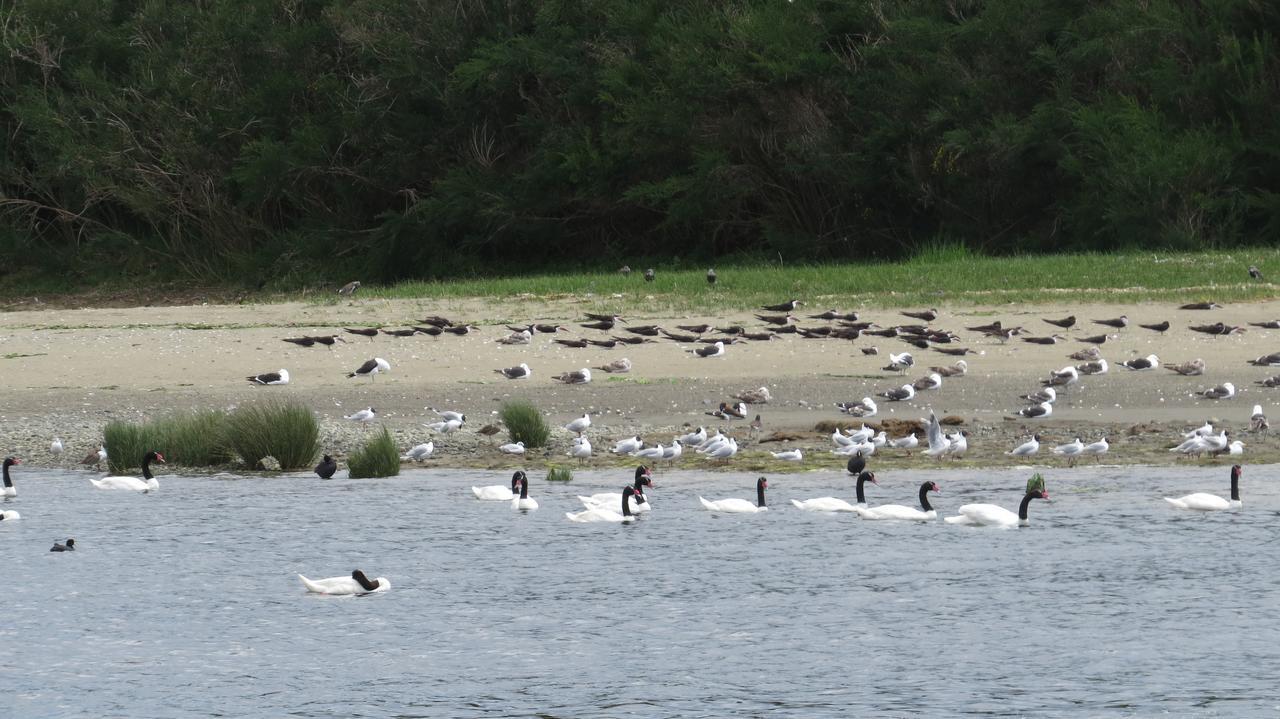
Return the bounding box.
[578,466,653,513]
[791,471,876,512]
[1164,464,1242,511]
[855,481,939,521]
[699,477,769,513]
[298,570,390,595]
[473,471,522,500]
[89,451,164,491]
[511,473,539,511]
[2,456,19,497]
[567,486,637,523]
[945,474,1048,528]
[0,509,19,521]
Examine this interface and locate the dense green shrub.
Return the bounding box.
[103,411,232,473]
[224,401,320,470]
[347,428,400,479]
[500,401,551,449]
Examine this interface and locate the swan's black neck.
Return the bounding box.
[855,472,873,503]
[1230,466,1241,501]
[757,478,768,508]
[141,455,155,480]
[352,570,379,591]
[2,462,11,488]
[1018,493,1037,520]
[518,477,530,499]
[622,487,635,516]
[918,483,933,512]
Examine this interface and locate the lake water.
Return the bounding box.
[3,463,1278,717]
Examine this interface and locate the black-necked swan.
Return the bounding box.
[90,451,164,491]
[50,538,75,551]
[299,569,389,595]
[0,509,19,521]
[314,454,338,479]
[699,477,769,513]
[473,471,522,500]
[566,486,637,523]
[2,456,20,497]
[511,473,539,511]
[945,474,1048,527]
[578,466,653,512]
[855,481,939,521]
[1164,464,1243,511]
[791,471,877,512]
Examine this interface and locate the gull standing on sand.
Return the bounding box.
[51,437,64,455]
[495,363,532,379]
[405,442,434,461]
[569,437,593,462]
[613,436,644,455]
[922,411,949,459]
[345,407,377,422]
[1007,435,1041,457]
[1053,437,1085,466]
[884,352,914,374]
[678,427,707,446]
[429,408,467,424]
[1076,359,1109,376]
[1081,437,1109,462]
[426,418,463,434]
[348,358,391,381]
[564,414,591,436]
[890,433,919,450]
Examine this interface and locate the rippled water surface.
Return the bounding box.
[3,464,1279,717]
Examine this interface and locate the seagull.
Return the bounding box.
[1249,265,1263,280]
[678,427,707,445]
[690,341,725,358]
[1093,316,1128,328]
[1042,366,1079,388]
[706,268,717,285]
[569,437,593,462]
[1081,437,1109,462]
[426,419,463,434]
[564,414,591,436]
[913,372,943,391]
[1006,434,1040,456]
[883,352,914,374]
[1076,359,1109,376]
[1052,437,1084,466]
[1020,387,1057,404]
[1164,358,1205,376]
[877,384,916,402]
[1183,421,1214,439]
[1043,315,1076,329]
[931,360,968,377]
[613,436,644,455]
[1196,382,1236,400]
[496,329,532,345]
[499,441,526,455]
[1180,302,1222,310]
[552,368,592,385]
[1229,440,1245,455]
[663,440,684,461]
[922,410,948,459]
[1250,404,1268,432]
[733,387,772,404]
[347,358,391,380]
[1138,320,1170,333]
[495,363,532,379]
[1248,352,1280,367]
[770,449,803,461]
[634,444,664,461]
[337,280,361,296]
[706,438,738,461]
[51,437,63,455]
[945,431,969,459]
[405,442,434,461]
[1068,346,1102,362]
[429,409,467,423]
[836,397,877,418]
[1120,354,1160,371]
[644,268,655,282]
[595,358,632,373]
[246,368,290,385]
[889,433,918,449]
[344,407,377,422]
[1259,375,1280,387]
[1017,401,1053,419]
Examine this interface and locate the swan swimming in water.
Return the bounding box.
[566,486,638,523]
[2,456,20,497]
[90,451,164,491]
[1164,464,1243,511]
[791,471,877,512]
[855,481,939,521]
[473,471,522,500]
[578,466,654,513]
[511,473,539,511]
[0,509,19,521]
[298,569,390,595]
[699,477,769,513]
[945,474,1049,527]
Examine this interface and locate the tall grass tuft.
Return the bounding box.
[103,411,233,473]
[347,427,400,478]
[103,420,154,474]
[500,400,551,448]
[224,400,320,470]
[546,465,573,482]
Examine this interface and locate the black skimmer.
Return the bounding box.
[412,326,443,337]
[661,330,699,342]
[1078,333,1110,344]
[554,338,589,348]
[611,335,654,345]
[1248,352,1280,366]
[901,308,938,322]
[442,324,478,335]
[1249,320,1280,329]
[676,323,711,334]
[1022,335,1066,345]
[419,315,455,327]
[282,337,317,347]
[623,325,661,336]
[1093,316,1128,328]
[580,319,617,331]
[381,328,418,337]
[933,346,974,356]
[1138,320,1170,333]
[585,339,619,349]
[1043,315,1076,329]
[761,299,803,312]
[344,327,379,340]
[754,313,796,326]
[1180,302,1222,310]
[1189,322,1243,335]
[246,369,290,385]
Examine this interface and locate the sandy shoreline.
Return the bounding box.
[2,295,1278,472]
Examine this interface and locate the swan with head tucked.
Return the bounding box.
[566,486,637,523]
[90,451,164,491]
[2,456,20,497]
[699,477,769,513]
[1164,464,1243,511]
[945,474,1048,527]
[855,481,939,521]
[298,569,390,595]
[578,466,653,512]
[511,473,539,511]
[0,509,19,521]
[473,471,522,500]
[791,471,877,512]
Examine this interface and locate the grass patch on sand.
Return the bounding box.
[500,400,551,448]
[347,427,400,478]
[223,400,321,470]
[103,410,233,473]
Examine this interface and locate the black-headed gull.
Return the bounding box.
[344,407,377,422]
[1006,435,1040,456]
[564,414,591,435]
